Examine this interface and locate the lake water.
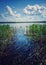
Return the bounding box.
[0,22,46,65]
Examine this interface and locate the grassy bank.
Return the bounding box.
[28,24,46,52]
[0,25,14,50]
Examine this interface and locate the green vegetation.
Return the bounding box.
[0,25,14,50]
[0,24,46,51]
[29,24,46,50]
[29,24,46,40]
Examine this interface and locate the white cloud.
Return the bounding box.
[1,5,46,22]
[6,5,21,17]
[1,14,6,19]
[23,4,46,17]
[1,14,14,21]
[1,13,35,22]
[17,16,34,22]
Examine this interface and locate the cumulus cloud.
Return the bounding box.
[23,4,46,17]
[6,5,21,17]
[1,5,46,22]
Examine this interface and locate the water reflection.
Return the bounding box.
[0,23,46,65]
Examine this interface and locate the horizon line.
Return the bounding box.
[0,21,46,23]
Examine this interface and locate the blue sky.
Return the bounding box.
[0,0,46,22]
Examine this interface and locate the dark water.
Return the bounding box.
[1,28,37,65]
